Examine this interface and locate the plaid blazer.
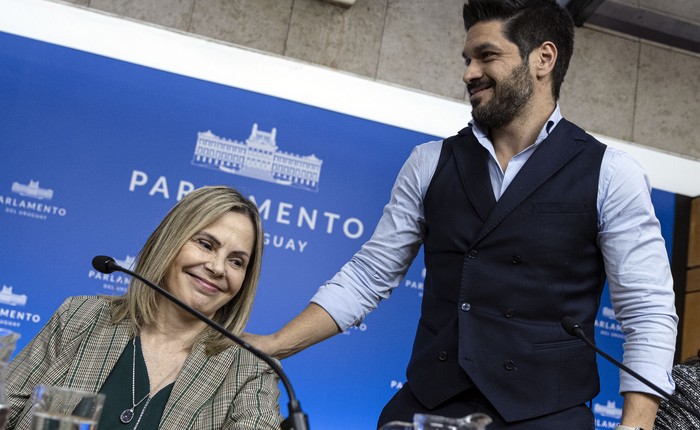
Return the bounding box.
[5,296,283,429]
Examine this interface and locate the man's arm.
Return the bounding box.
[243,303,341,359]
[244,142,442,359]
[598,149,678,429]
[619,392,661,430]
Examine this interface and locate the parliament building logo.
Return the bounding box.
[593,399,622,429]
[1,179,67,220]
[0,284,42,328]
[11,180,53,200]
[601,306,616,320]
[593,400,622,419]
[0,285,27,307]
[192,124,323,192]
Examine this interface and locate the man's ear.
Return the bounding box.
[533,41,558,78]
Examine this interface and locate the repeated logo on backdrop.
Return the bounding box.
[128,123,366,256]
[192,124,323,193]
[87,254,134,295]
[596,306,624,340]
[593,399,623,429]
[1,180,67,220]
[0,284,42,328]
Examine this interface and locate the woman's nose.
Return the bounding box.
[205,255,225,277]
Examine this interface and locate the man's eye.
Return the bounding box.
[464,57,472,66]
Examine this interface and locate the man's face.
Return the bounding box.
[462,20,534,129]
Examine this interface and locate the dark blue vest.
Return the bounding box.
[406,119,607,422]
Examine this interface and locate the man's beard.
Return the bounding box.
[468,61,534,129]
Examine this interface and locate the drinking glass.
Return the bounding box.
[29,385,105,430]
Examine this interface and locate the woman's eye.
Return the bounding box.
[195,238,213,250]
[228,259,245,269]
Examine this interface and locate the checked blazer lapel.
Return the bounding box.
[159,342,237,428]
[62,302,132,393]
[471,119,588,245]
[450,127,497,223]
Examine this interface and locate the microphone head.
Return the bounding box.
[92,255,117,274]
[560,316,582,337]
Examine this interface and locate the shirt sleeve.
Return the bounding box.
[598,148,678,396]
[311,140,442,330]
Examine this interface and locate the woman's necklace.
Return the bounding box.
[119,338,150,424]
[119,337,184,428]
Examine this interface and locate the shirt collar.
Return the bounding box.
[470,104,563,150]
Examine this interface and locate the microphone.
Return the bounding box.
[92,255,309,430]
[561,316,700,422]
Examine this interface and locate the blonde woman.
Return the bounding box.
[6,186,282,429]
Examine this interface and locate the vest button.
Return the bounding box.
[460,302,471,312]
[511,255,521,264]
[504,308,514,318]
[504,360,516,371]
[438,351,448,361]
[468,250,478,259]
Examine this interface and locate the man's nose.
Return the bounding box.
[463,61,482,84]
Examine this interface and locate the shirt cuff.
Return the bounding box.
[619,361,675,397]
[311,283,368,331]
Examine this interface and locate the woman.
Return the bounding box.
[6,186,282,429]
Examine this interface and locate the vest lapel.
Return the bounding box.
[450,127,497,222]
[473,119,588,244]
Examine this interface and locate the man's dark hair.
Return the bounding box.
[463,0,575,101]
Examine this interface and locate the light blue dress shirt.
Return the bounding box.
[312,105,677,396]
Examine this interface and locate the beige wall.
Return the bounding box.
[58,0,700,162]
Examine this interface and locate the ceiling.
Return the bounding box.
[559,0,700,55]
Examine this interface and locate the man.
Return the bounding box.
[245,1,677,429]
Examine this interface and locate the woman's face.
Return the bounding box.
[163,211,255,319]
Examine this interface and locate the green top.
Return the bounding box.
[98,337,174,430]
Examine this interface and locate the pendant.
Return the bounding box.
[120,408,135,424]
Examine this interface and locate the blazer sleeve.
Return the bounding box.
[224,360,282,430]
[5,297,74,429]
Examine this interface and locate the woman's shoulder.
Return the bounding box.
[228,344,280,378]
[53,295,113,325]
[58,294,109,310]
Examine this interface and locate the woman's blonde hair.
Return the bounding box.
[110,185,264,355]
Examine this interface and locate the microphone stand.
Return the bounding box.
[561,316,700,422]
[93,256,309,430]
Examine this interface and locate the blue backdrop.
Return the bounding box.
[0,31,677,430]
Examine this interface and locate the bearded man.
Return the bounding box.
[245,1,678,429]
